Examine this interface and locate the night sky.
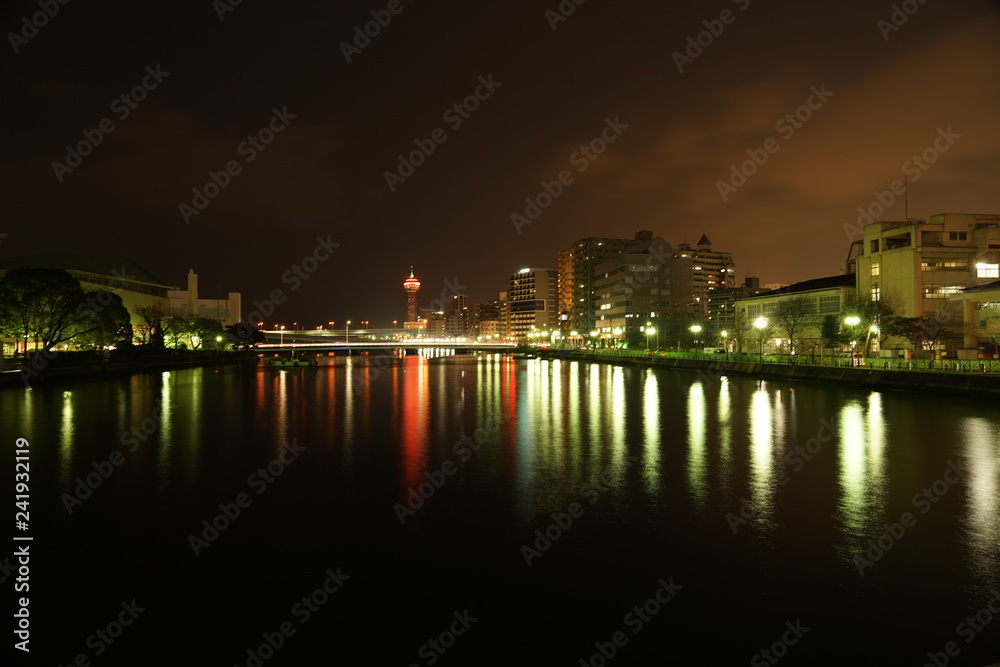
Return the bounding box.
[2,0,998,328]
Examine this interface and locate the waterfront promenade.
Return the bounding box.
[540,348,1000,395]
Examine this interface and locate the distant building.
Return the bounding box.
[707,276,765,334]
[507,268,557,338]
[445,294,470,337]
[0,256,240,327]
[561,234,647,336]
[593,236,696,347]
[848,212,1000,353]
[673,235,736,322]
[953,280,1000,356]
[167,268,241,325]
[736,274,856,354]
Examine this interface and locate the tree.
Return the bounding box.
[0,268,105,354]
[820,314,846,354]
[731,309,751,354]
[225,323,265,350]
[135,304,168,348]
[917,311,954,359]
[74,290,133,350]
[774,297,817,355]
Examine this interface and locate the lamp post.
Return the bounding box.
[645,323,658,352]
[613,327,623,349]
[279,325,285,346]
[346,320,351,343]
[393,320,398,330]
[844,315,860,364]
[690,324,702,352]
[754,317,768,359]
[720,330,728,353]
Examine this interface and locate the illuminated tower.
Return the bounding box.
[403,267,421,323]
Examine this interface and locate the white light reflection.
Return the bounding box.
[687,381,707,507]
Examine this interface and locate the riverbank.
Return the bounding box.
[0,350,261,388]
[539,349,1000,396]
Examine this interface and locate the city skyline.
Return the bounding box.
[2,1,998,328]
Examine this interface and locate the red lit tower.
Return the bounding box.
[403,267,420,323]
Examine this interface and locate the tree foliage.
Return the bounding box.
[0,268,123,353]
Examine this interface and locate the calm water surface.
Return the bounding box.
[4,353,1000,665]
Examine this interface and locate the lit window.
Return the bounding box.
[977,263,999,279]
[870,287,881,301]
[870,262,880,277]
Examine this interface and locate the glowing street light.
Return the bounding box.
[754,317,768,358]
[280,325,286,346]
[346,320,351,343]
[690,324,702,350]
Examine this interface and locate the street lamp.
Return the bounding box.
[844,316,860,363]
[346,320,351,343]
[720,330,728,352]
[280,325,285,346]
[754,317,768,359]
[613,327,623,348]
[690,324,702,351]
[393,320,398,330]
[645,323,658,352]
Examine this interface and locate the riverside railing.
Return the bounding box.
[556,348,1000,374]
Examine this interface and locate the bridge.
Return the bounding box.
[257,330,518,354]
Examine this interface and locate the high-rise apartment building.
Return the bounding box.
[507,268,558,338]
[673,235,736,322]
[562,232,651,336]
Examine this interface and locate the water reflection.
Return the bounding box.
[837,395,888,541]
[962,417,1000,583]
[748,387,775,527]
[686,381,707,507]
[642,370,661,495]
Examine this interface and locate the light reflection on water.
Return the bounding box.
[12,352,1000,657]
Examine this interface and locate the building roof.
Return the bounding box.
[962,279,1000,294]
[0,255,169,287]
[697,234,711,246]
[748,273,855,299]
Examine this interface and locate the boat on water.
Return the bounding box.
[268,356,319,367]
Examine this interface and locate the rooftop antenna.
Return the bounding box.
[904,175,908,221]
